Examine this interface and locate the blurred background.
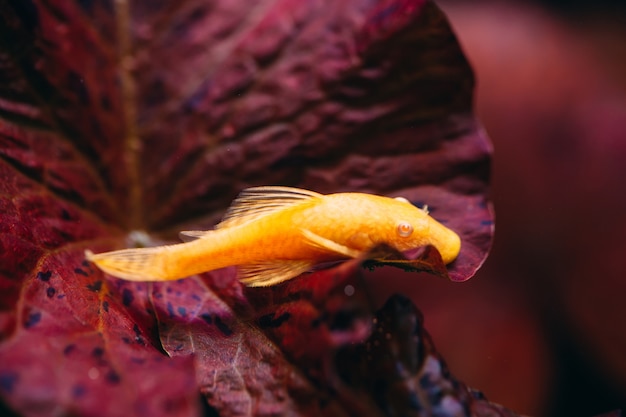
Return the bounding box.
[370,1,626,416]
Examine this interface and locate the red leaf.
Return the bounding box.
[151,256,520,417]
[330,294,520,417]
[149,257,383,415]
[0,0,493,416]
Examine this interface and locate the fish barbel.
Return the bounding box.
[85,186,461,286]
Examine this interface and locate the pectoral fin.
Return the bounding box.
[301,229,361,258]
[238,260,313,287]
[179,230,209,242]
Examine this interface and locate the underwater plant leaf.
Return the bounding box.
[0,0,492,415]
[151,261,372,416]
[152,255,520,417]
[331,293,521,417]
[0,190,199,416]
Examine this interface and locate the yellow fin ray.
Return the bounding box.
[217,186,322,229]
[84,248,168,281]
[301,229,361,258]
[179,230,210,242]
[238,260,312,287]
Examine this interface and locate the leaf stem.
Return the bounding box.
[115,0,143,230]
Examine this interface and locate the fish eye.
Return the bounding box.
[396,221,413,238]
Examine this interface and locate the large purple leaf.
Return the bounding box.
[0,0,493,416]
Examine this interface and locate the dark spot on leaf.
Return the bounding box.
[166,302,175,318]
[60,209,71,220]
[46,287,56,298]
[481,219,494,226]
[82,260,90,267]
[76,0,96,14]
[63,344,76,356]
[91,347,104,358]
[258,312,292,329]
[122,288,133,306]
[329,310,354,331]
[75,268,89,277]
[55,228,74,243]
[121,337,131,344]
[428,387,444,405]
[100,94,111,110]
[130,357,145,365]
[371,2,400,26]
[67,72,89,106]
[72,384,86,398]
[133,323,144,345]
[144,78,168,104]
[105,370,121,385]
[103,300,109,312]
[183,80,210,112]
[200,313,212,324]
[191,294,201,301]
[407,391,422,411]
[420,373,444,404]
[57,294,65,299]
[24,311,41,328]
[471,390,487,400]
[37,271,52,281]
[86,280,102,292]
[0,372,17,394]
[171,7,208,37]
[177,306,187,317]
[311,312,329,328]
[213,316,233,336]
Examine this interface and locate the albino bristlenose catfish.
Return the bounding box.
[85,186,461,287]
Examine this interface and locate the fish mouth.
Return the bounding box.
[438,232,461,264]
[427,222,461,265]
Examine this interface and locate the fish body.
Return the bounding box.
[86,186,461,286]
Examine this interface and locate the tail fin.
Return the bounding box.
[85,247,171,281]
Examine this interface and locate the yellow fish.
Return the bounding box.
[85,186,461,287]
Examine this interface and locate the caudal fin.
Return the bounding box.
[85,247,170,281]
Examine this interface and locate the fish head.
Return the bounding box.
[377,197,461,265]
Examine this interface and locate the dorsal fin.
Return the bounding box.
[217,186,323,229]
